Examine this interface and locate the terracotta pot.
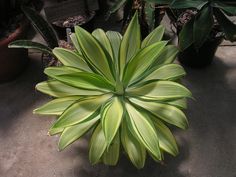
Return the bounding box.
[178,37,223,68]
[0,20,29,83]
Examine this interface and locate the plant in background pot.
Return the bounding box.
[33,12,192,168]
[157,0,236,67]
[9,6,60,67]
[107,0,166,38]
[0,0,34,82]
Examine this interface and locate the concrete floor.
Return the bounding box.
[0,13,236,177]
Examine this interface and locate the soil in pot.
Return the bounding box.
[44,0,96,40]
[178,37,223,68]
[52,11,96,39]
[0,20,29,83]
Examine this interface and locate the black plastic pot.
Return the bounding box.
[178,37,223,68]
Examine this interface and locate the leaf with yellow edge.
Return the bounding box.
[101,97,123,145]
[89,123,107,165]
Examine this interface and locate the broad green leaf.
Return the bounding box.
[121,121,146,169]
[214,8,236,41]
[119,12,141,78]
[171,0,207,9]
[101,97,123,145]
[44,66,82,76]
[125,102,161,160]
[44,69,115,92]
[193,6,214,49]
[179,19,194,51]
[140,64,186,83]
[106,31,122,69]
[165,98,187,110]
[142,25,165,48]
[212,2,236,15]
[58,115,100,150]
[144,2,156,32]
[33,96,81,115]
[152,118,179,156]
[130,98,188,129]
[102,132,120,166]
[127,81,192,101]
[92,29,113,60]
[51,94,112,129]
[152,45,179,66]
[22,6,58,48]
[89,123,107,164]
[75,26,115,82]
[8,40,53,56]
[36,80,105,97]
[123,41,167,86]
[70,33,81,53]
[52,48,91,72]
[49,127,64,136]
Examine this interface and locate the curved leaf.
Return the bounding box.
[152,118,179,156]
[51,94,112,129]
[22,6,58,48]
[101,97,123,145]
[75,26,115,82]
[89,123,107,165]
[165,98,187,110]
[102,132,120,166]
[123,41,167,86]
[193,6,214,49]
[53,48,91,72]
[44,66,82,76]
[127,81,192,101]
[142,25,165,48]
[36,80,105,97]
[92,29,113,60]
[119,12,141,78]
[125,102,161,160]
[121,121,146,169]
[44,69,115,92]
[130,98,188,129]
[33,96,81,115]
[179,19,194,51]
[140,64,186,83]
[8,40,53,55]
[58,115,100,150]
[152,45,179,66]
[106,31,122,69]
[70,33,81,53]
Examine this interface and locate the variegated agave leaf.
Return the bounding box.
[34,12,192,169]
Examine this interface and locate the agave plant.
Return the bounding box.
[34,12,191,168]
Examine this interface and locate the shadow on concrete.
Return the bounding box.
[66,132,189,177]
[0,54,46,134]
[179,56,236,176]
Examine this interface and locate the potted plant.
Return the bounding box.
[43,0,99,39]
[0,0,33,82]
[9,6,60,67]
[107,0,166,38]
[33,12,192,168]
[156,0,236,67]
